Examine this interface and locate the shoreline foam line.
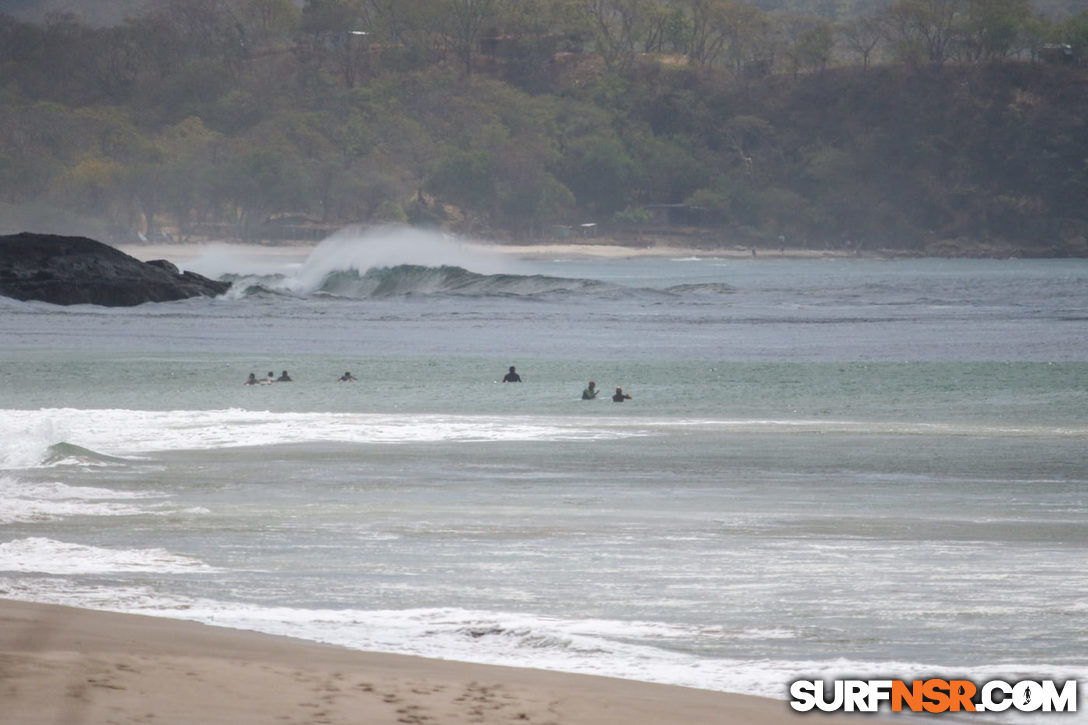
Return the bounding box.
[0,597,894,725]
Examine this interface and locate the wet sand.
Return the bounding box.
[0,598,890,725]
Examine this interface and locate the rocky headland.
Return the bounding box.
[0,232,228,306]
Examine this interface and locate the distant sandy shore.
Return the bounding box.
[471,241,860,260]
[0,598,896,725]
[119,240,859,267]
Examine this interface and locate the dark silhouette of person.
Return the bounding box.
[612,386,632,402]
[582,381,599,399]
[503,366,522,382]
[277,370,292,382]
[338,371,357,382]
[243,373,259,385]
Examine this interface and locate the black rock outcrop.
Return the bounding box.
[0,232,230,306]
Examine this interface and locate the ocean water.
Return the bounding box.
[1,228,1086,720]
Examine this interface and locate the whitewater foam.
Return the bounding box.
[306,265,612,298]
[0,581,1078,720]
[0,537,220,574]
[288,226,516,295]
[5,409,1078,469]
[0,476,166,524]
[0,409,652,462]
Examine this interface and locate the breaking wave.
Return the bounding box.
[223,265,735,300]
[317,264,615,298]
[42,442,134,467]
[219,274,298,300]
[195,227,601,299]
[221,265,616,299]
[196,227,735,300]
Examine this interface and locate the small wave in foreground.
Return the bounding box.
[42,442,133,467]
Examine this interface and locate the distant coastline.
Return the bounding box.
[483,228,1088,260]
[119,238,868,265]
[120,231,1088,266]
[477,240,867,260]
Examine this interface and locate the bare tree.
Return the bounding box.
[581,0,653,70]
[443,0,499,75]
[878,0,962,67]
[839,15,884,69]
[781,15,834,76]
[301,0,370,87]
[712,1,775,79]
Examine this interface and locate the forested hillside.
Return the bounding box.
[7,0,1088,25]
[1,0,1086,254]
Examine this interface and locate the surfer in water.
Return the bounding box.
[338,371,357,382]
[243,373,259,385]
[582,381,599,399]
[612,386,632,402]
[276,370,292,382]
[503,366,522,382]
[265,371,276,384]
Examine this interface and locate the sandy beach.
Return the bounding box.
[0,598,889,725]
[470,241,860,261]
[116,238,859,268]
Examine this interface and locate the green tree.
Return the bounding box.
[426,150,497,220]
[612,204,652,224]
[143,117,226,237]
[496,171,575,235]
[54,158,126,218]
[686,173,757,226]
[0,0,1084,250]
[1060,9,1088,58]
[373,199,409,222]
[559,133,637,216]
[625,126,708,203]
[221,145,315,239]
[956,0,1033,61]
[717,114,774,179]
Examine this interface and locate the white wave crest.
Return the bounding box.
[288,226,514,295]
[0,537,219,574]
[0,409,648,461]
